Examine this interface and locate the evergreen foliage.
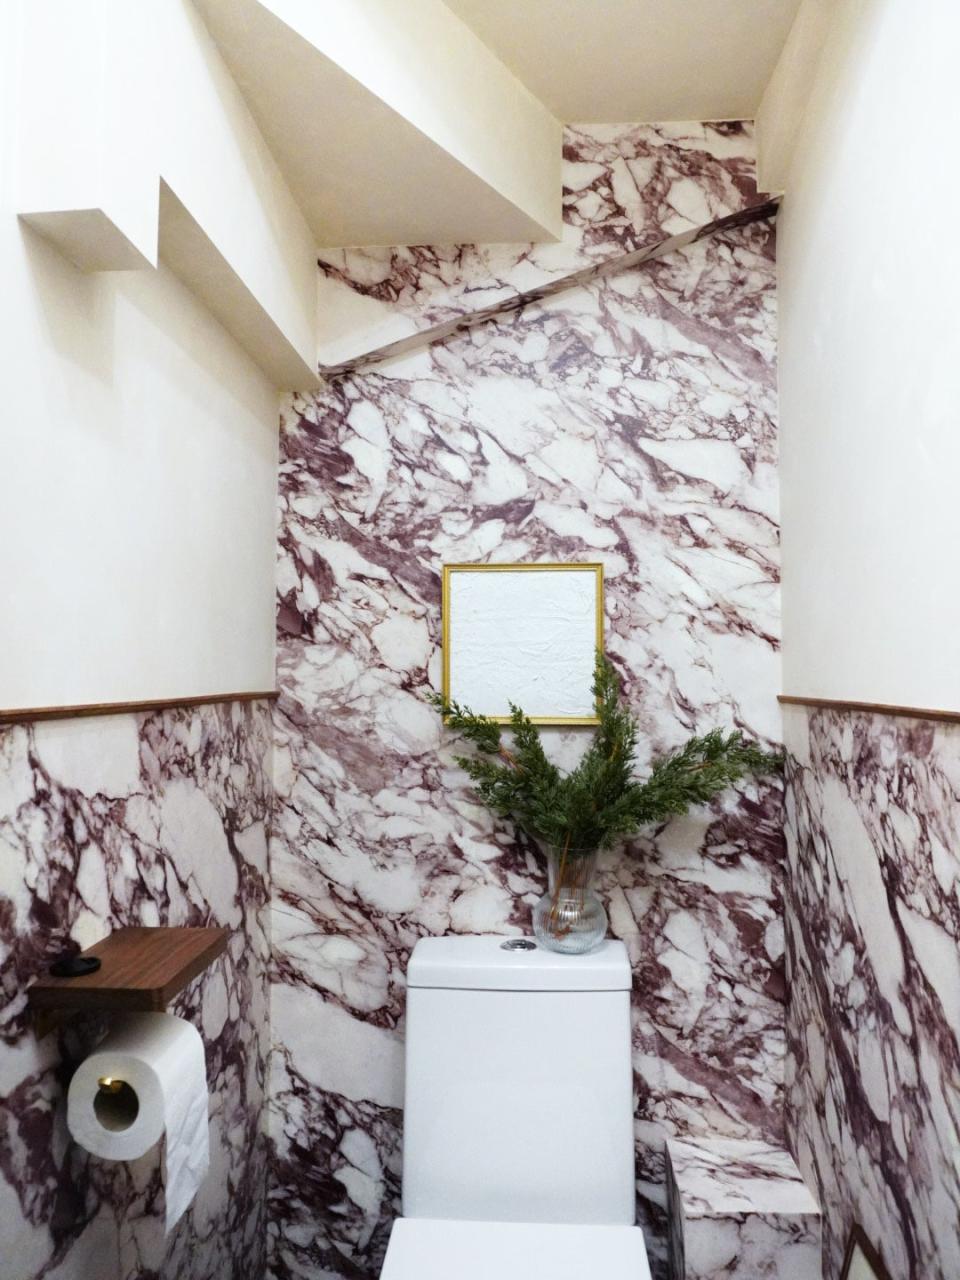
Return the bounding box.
[427,653,782,854]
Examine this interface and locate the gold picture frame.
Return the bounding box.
[441,562,605,726]
[840,1225,892,1280]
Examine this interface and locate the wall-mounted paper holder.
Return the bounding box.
[28,926,230,1037]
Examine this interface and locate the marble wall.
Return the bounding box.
[0,700,273,1280]
[271,122,785,1279]
[316,120,772,373]
[318,119,765,334]
[783,704,960,1279]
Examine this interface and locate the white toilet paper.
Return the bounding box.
[67,1012,210,1232]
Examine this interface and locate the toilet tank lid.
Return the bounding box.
[407,936,632,992]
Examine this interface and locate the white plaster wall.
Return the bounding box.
[14,0,158,262]
[256,0,562,240]
[755,0,834,193]
[774,0,960,708]
[0,0,280,707]
[158,0,318,365]
[15,0,319,381]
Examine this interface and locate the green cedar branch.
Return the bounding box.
[427,653,782,853]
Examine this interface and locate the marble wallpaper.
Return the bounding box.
[271,121,784,1280]
[783,704,960,1280]
[665,1136,821,1280]
[6,112,955,1280]
[317,197,778,381]
[0,700,273,1280]
[316,121,769,373]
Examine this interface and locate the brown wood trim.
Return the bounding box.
[0,689,279,726]
[779,694,960,725]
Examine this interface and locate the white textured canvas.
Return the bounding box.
[446,567,600,720]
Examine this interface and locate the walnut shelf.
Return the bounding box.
[28,926,230,1019]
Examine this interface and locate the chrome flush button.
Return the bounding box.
[500,939,537,951]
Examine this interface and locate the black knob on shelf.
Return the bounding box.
[49,954,102,978]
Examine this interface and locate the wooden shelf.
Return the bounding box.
[28,926,230,1017]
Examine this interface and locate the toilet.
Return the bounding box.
[380,935,652,1279]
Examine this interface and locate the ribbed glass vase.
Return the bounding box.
[532,843,608,955]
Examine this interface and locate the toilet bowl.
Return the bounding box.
[381,1217,651,1279]
[378,935,651,1279]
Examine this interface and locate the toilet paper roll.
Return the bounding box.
[67,1012,210,1232]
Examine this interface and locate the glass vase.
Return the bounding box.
[532,843,608,955]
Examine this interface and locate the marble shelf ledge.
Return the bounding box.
[666,1136,821,1280]
[318,198,780,379]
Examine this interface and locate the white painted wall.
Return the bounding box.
[755,0,834,193]
[194,0,562,246]
[0,0,282,707]
[773,0,960,709]
[157,0,318,372]
[16,0,319,386]
[259,0,561,236]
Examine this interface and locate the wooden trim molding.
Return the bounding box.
[0,689,279,727]
[779,694,960,726]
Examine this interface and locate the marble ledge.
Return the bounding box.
[317,198,780,380]
[666,1137,821,1280]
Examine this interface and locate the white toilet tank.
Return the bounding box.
[401,935,636,1226]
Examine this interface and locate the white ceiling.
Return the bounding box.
[443,0,804,122]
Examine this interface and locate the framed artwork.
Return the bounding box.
[441,562,604,725]
[840,1225,892,1280]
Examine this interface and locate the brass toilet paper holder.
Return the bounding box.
[94,1076,140,1131]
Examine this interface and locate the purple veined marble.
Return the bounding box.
[271,122,784,1280]
[318,199,779,380]
[666,1136,821,1279]
[0,701,273,1280]
[783,704,960,1280]
[317,121,770,374]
